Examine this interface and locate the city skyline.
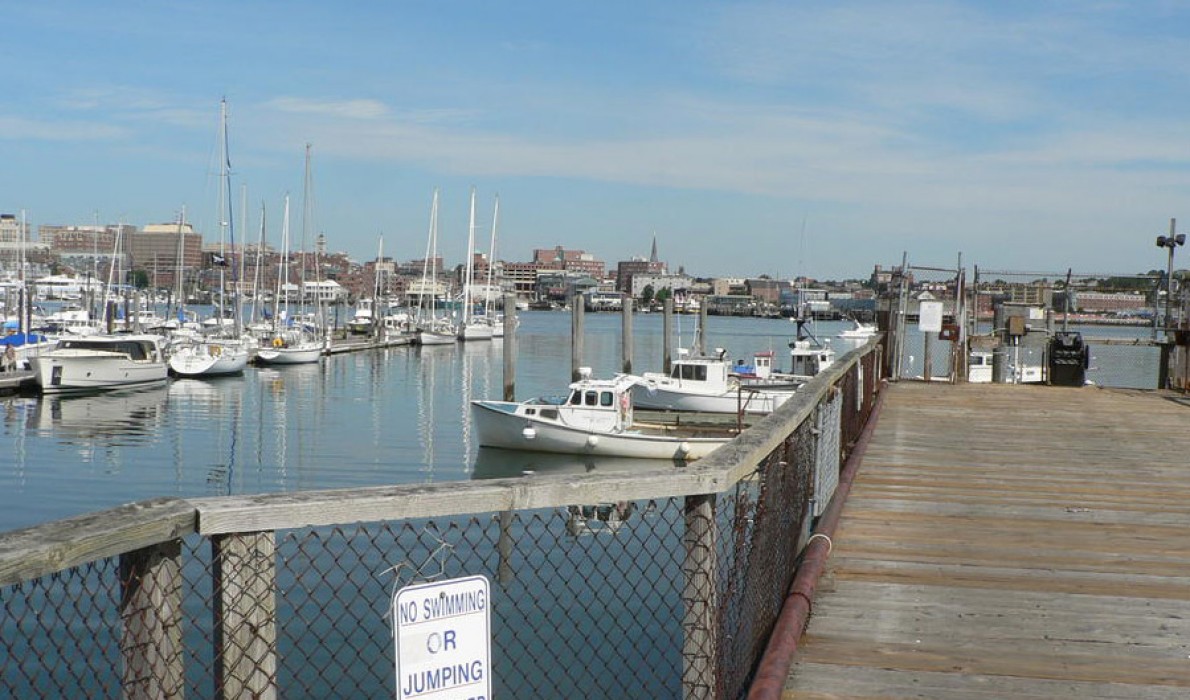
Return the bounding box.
[4,3,1190,280]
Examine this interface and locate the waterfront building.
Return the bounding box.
[630,272,693,299]
[532,246,605,279]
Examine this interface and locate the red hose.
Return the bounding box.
[746,381,889,699]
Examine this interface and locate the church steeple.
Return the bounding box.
[649,232,658,263]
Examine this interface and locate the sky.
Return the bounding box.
[4,1,1190,280]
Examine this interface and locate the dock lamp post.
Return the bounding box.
[1157,220,1185,333]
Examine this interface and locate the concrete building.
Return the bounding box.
[532,246,605,278]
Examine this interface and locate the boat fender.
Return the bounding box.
[676,441,691,458]
[586,435,600,448]
[273,337,284,348]
[210,345,221,357]
[522,426,537,440]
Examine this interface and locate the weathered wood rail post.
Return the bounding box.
[571,293,585,382]
[503,294,516,401]
[120,541,184,699]
[213,532,278,700]
[682,493,717,699]
[622,293,634,374]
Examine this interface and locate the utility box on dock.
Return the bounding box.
[1048,332,1089,387]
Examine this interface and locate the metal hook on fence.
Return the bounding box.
[381,539,455,621]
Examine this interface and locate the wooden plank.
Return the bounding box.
[0,498,196,586]
[784,382,1190,697]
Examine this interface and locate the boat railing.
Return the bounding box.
[0,337,885,699]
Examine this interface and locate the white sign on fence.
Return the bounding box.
[394,575,491,700]
[918,300,944,333]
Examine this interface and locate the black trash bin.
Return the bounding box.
[1048,332,1089,386]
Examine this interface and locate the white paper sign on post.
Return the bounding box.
[918,301,944,334]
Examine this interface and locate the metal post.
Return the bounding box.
[571,293,584,382]
[621,293,634,374]
[663,297,674,375]
[503,294,516,401]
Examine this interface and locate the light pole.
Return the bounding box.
[1157,218,1185,334]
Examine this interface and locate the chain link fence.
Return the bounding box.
[1,344,881,699]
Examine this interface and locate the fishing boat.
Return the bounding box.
[29,334,169,393]
[470,369,735,460]
[788,319,836,381]
[630,349,798,414]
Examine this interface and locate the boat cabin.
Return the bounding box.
[789,339,835,379]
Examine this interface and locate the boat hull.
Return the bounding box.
[457,323,493,341]
[470,400,730,460]
[254,344,322,365]
[630,384,793,414]
[30,353,168,393]
[168,343,250,377]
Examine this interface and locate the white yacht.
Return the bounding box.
[30,334,169,393]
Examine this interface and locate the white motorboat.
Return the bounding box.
[837,318,880,342]
[30,334,169,393]
[168,337,251,377]
[631,350,798,415]
[470,370,735,460]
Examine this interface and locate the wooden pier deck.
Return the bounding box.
[786,382,1190,698]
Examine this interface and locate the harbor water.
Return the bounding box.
[0,312,860,533]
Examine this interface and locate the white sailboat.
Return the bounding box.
[457,187,492,341]
[170,99,250,377]
[484,195,506,338]
[414,189,456,345]
[255,193,322,365]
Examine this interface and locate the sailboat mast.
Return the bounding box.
[250,202,266,327]
[174,206,186,323]
[462,187,476,324]
[484,194,499,318]
[217,97,233,334]
[275,195,290,331]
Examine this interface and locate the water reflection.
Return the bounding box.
[470,446,654,479]
[26,386,168,446]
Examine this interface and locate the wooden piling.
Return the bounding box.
[663,297,674,375]
[571,293,585,382]
[503,294,516,401]
[120,540,184,699]
[697,302,708,356]
[621,293,634,374]
[213,532,278,700]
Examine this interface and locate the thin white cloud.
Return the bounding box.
[266,97,390,120]
[0,116,127,141]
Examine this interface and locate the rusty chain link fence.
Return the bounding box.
[1,342,881,700]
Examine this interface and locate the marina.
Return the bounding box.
[0,310,846,532]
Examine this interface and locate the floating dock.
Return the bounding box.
[786,382,1190,697]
